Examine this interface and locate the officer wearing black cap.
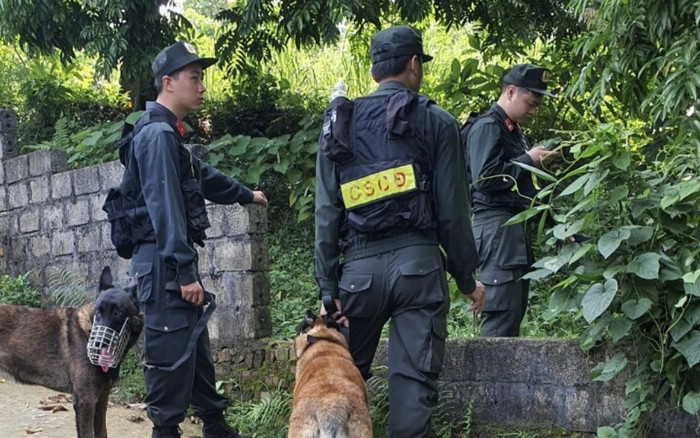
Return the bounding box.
[315,25,485,437]
[461,63,557,337]
[119,41,266,438]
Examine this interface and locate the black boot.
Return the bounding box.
[201,413,250,438]
[151,426,183,438]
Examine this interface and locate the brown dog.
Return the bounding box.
[288,310,372,438]
[0,266,143,438]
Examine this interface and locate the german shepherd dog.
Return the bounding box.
[0,266,143,438]
[288,310,372,438]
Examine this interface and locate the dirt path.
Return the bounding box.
[0,379,202,438]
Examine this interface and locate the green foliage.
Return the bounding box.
[209,114,321,222]
[111,350,147,403]
[0,0,193,108]
[12,50,128,146]
[0,273,40,307]
[224,384,292,437]
[215,0,580,74]
[568,0,700,125]
[44,267,93,308]
[519,118,699,435]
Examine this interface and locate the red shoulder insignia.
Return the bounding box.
[504,117,515,132]
[174,119,186,138]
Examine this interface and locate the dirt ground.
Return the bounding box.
[0,378,203,438]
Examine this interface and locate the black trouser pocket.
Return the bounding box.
[144,313,190,366]
[338,272,375,318]
[418,314,447,374]
[129,261,154,304]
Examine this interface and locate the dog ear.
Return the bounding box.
[299,309,317,333]
[99,266,114,292]
[323,315,341,331]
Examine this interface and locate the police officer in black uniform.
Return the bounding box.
[463,64,556,337]
[123,41,267,438]
[314,25,485,437]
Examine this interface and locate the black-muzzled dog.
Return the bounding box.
[0,266,144,438]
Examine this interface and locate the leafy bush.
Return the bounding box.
[15,51,128,147]
[518,119,699,435]
[0,273,40,307]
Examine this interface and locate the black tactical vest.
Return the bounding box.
[320,89,437,234]
[460,107,536,213]
[103,111,210,258]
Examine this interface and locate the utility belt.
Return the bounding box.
[340,229,439,263]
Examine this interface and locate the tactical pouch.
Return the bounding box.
[181,178,210,247]
[102,187,136,259]
[386,89,417,138]
[320,96,354,163]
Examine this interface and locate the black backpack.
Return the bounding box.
[102,113,169,258]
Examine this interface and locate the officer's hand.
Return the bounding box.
[527,146,557,168]
[320,298,349,328]
[181,281,204,306]
[252,190,268,207]
[466,281,486,316]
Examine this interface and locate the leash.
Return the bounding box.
[145,291,216,372]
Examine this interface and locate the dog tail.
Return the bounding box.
[319,406,351,438]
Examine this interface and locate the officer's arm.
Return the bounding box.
[433,115,477,294]
[468,121,534,193]
[134,128,198,286]
[197,159,254,205]
[314,149,343,300]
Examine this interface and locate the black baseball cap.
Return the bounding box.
[152,41,217,80]
[370,25,433,64]
[503,64,555,97]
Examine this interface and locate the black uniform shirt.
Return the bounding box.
[131,102,254,286]
[467,103,537,213]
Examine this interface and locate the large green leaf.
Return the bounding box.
[682,392,700,415]
[627,253,661,280]
[597,229,631,259]
[512,161,557,182]
[672,330,700,368]
[608,317,633,343]
[670,302,700,342]
[582,278,618,323]
[683,270,700,297]
[591,352,627,382]
[559,173,589,197]
[621,298,653,320]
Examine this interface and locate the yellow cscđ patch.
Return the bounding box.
[341,164,416,209]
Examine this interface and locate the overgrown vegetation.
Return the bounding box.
[0,273,40,307]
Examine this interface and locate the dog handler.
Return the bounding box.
[314,25,485,437]
[122,41,266,438]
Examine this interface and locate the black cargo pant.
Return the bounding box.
[129,243,227,427]
[340,243,449,438]
[472,211,532,337]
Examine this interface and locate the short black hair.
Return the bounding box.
[154,70,182,95]
[370,55,413,81]
[501,82,533,96]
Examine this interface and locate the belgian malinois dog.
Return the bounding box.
[0,266,143,438]
[288,310,372,438]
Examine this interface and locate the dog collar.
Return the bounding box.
[300,334,346,357]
